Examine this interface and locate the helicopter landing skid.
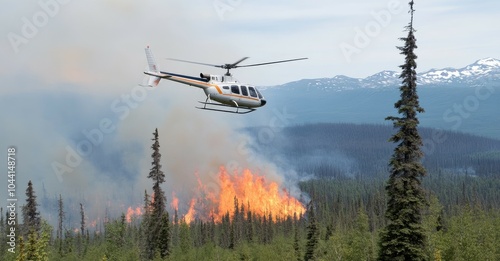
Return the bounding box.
[196,101,255,114]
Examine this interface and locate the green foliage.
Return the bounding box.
[149,128,167,218]
[345,208,374,260]
[422,194,445,259]
[293,223,301,261]
[19,221,51,261]
[179,218,191,253]
[15,120,500,261]
[15,235,26,261]
[304,203,319,261]
[22,180,41,235]
[440,206,500,261]
[9,175,500,260]
[378,1,427,260]
[104,215,126,258]
[143,128,171,260]
[157,213,171,258]
[57,194,64,256]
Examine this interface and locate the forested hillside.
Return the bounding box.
[248,123,500,179]
[2,165,499,260]
[2,123,499,260]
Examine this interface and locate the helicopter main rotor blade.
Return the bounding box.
[235,57,308,68]
[167,58,223,68]
[228,57,249,68]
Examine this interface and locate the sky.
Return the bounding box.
[1,0,499,227]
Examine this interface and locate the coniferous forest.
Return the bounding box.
[2,1,500,261]
[1,147,500,260]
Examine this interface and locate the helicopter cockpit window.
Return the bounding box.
[256,88,263,99]
[241,86,248,96]
[248,86,257,98]
[231,85,240,94]
[222,86,229,90]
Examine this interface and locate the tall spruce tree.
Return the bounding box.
[22,180,41,235]
[149,128,167,216]
[80,203,85,235]
[378,1,427,260]
[304,202,318,261]
[57,194,65,255]
[144,128,170,259]
[293,217,301,261]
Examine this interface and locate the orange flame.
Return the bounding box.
[183,198,196,224]
[171,192,179,211]
[126,206,143,222]
[177,166,305,223]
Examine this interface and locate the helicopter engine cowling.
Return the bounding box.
[200,73,211,80]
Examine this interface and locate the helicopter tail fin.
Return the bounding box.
[144,46,161,87]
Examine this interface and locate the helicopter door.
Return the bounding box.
[240,86,248,96]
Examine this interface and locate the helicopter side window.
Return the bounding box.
[248,86,257,98]
[231,85,240,94]
[240,86,248,96]
[222,86,229,90]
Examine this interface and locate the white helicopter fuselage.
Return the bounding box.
[143,47,266,112]
[163,72,266,108]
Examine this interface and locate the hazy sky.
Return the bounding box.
[1,0,499,227]
[1,0,499,88]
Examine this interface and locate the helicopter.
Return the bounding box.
[143,46,307,114]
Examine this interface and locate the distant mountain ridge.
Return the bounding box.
[252,58,500,140]
[269,58,500,91]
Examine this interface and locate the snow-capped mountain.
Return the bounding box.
[254,58,500,140]
[418,58,500,86]
[272,58,500,91]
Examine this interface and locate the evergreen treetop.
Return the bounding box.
[23,180,41,234]
[378,1,428,260]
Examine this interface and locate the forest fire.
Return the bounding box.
[186,166,305,223]
[126,206,143,222]
[124,166,305,224]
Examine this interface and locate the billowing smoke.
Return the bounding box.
[0,0,305,230]
[0,76,301,230]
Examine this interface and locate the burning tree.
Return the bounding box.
[378,1,427,260]
[143,128,170,259]
[178,167,305,223]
